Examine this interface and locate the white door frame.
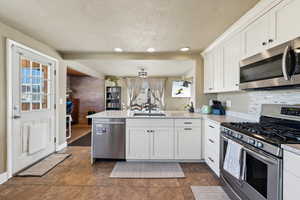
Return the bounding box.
[6,39,60,179]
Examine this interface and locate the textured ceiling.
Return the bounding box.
[77,60,195,77]
[0,0,259,53]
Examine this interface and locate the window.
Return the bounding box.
[21,58,50,111]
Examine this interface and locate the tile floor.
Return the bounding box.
[0,147,221,200]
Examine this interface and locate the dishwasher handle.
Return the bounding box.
[95,122,125,125]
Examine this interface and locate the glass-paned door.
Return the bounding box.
[11,43,56,174]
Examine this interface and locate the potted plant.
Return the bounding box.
[105,75,119,86]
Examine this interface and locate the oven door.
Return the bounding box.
[220,135,282,200]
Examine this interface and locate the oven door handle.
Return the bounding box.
[242,146,278,165]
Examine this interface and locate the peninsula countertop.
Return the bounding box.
[87,110,249,124]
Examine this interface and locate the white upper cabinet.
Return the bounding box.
[272,0,300,46]
[223,33,242,92]
[204,52,215,93]
[214,48,224,92]
[244,0,300,58]
[203,48,224,93]
[244,12,274,58]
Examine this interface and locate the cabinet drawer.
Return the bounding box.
[205,120,220,142]
[206,135,220,155]
[126,119,173,127]
[205,148,220,176]
[174,119,202,127]
[284,150,300,178]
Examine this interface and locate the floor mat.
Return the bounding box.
[110,162,185,178]
[68,132,91,146]
[191,186,231,200]
[17,153,71,177]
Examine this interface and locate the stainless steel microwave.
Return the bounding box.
[239,38,300,90]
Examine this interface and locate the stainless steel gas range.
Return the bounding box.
[220,104,300,200]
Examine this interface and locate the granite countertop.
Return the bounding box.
[87,110,250,124]
[282,144,300,156]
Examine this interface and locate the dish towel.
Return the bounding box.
[223,140,243,179]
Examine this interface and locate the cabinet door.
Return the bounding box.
[126,128,150,159]
[244,12,271,57]
[151,128,174,159]
[213,48,224,92]
[273,0,300,46]
[223,33,242,91]
[204,53,215,93]
[175,127,201,159]
[283,169,300,200]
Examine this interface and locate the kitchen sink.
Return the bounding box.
[133,113,166,117]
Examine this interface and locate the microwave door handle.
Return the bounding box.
[282,46,290,81]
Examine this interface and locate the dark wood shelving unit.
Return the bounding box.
[106,86,121,110]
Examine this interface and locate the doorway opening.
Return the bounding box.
[66,67,105,146]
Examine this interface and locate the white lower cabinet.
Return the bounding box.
[283,150,300,200]
[204,119,220,176]
[151,128,174,159]
[126,118,202,161]
[126,128,151,159]
[175,127,201,159]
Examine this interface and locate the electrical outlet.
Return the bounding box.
[226,100,232,108]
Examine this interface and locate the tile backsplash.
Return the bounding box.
[217,89,300,115]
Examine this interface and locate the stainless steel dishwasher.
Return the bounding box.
[91,118,125,162]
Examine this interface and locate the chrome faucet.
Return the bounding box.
[147,88,152,113]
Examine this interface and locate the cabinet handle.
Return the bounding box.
[209,125,215,129]
[268,39,274,43]
[208,139,215,144]
[184,122,192,125]
[235,83,239,86]
[208,157,214,163]
[184,128,192,131]
[262,42,267,46]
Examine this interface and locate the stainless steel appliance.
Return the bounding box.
[240,38,300,90]
[92,118,125,160]
[220,104,300,200]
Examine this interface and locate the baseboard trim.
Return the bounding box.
[56,142,67,151]
[0,172,8,184]
[126,159,205,163]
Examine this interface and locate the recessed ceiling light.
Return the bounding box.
[114,48,123,52]
[180,47,190,52]
[147,48,155,53]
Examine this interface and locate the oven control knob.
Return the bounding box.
[237,134,243,139]
[248,139,255,145]
[256,142,263,148]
